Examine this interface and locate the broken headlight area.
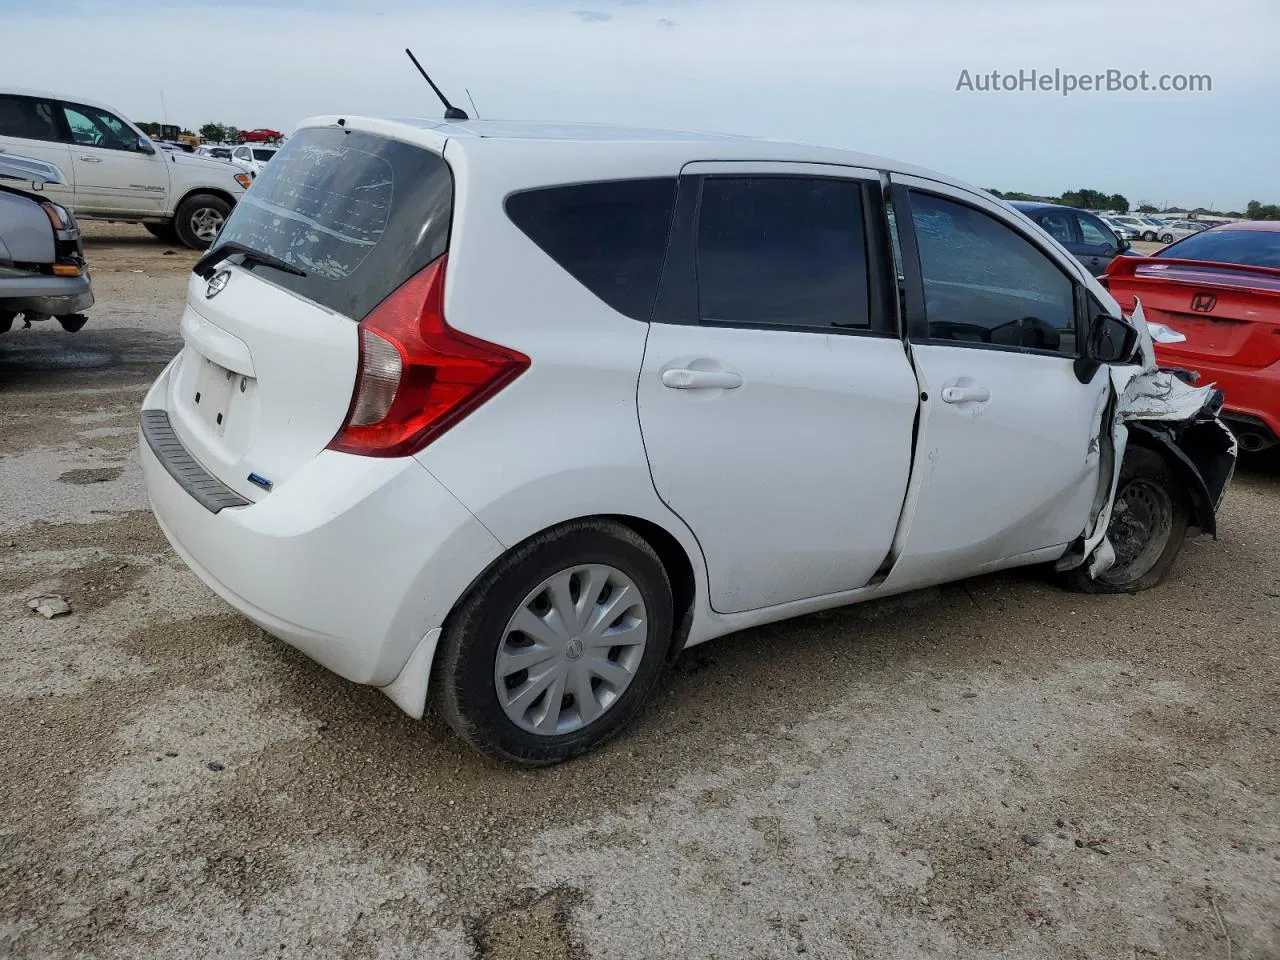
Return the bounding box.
[1058,298,1238,579]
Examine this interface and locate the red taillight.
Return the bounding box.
[327,254,529,458]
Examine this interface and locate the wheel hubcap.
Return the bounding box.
[1103,478,1172,583]
[190,208,225,242]
[495,564,648,736]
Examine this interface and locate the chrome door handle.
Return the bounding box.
[661,368,743,390]
[79,156,103,163]
[941,385,990,404]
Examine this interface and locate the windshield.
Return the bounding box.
[252,149,276,161]
[210,126,453,320]
[1156,229,1280,268]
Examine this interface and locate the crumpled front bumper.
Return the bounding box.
[1060,300,1238,578]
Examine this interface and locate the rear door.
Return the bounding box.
[0,93,75,208]
[637,163,919,614]
[882,176,1110,588]
[1072,211,1124,276]
[58,101,168,215]
[162,125,453,500]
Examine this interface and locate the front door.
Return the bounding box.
[59,101,168,216]
[638,164,920,614]
[883,176,1111,589]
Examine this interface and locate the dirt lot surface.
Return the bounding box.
[2,224,1278,959]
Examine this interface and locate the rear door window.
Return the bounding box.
[694,176,871,330]
[505,178,677,322]
[210,126,453,321]
[0,95,63,142]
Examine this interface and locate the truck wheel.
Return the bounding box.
[144,222,181,245]
[1063,447,1190,594]
[174,194,231,250]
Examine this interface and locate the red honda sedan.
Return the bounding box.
[1103,221,1280,453]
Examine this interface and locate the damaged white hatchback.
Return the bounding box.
[139,117,1236,764]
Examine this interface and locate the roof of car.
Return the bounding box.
[1009,200,1092,215]
[0,86,130,118]
[1199,220,1280,232]
[304,115,974,190]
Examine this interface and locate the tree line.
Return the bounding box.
[135,121,244,144]
[988,187,1279,220]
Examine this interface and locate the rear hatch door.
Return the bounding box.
[166,124,453,500]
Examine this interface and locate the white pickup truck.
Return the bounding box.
[0,88,251,249]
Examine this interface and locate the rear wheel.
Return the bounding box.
[1142,230,1156,241]
[144,222,180,244]
[174,193,231,250]
[1064,447,1190,594]
[436,520,673,765]
[1161,233,1174,244]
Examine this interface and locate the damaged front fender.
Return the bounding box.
[1059,299,1238,578]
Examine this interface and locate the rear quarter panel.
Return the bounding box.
[414,140,710,599]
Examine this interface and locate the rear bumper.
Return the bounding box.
[0,270,93,316]
[140,391,504,689]
[1157,351,1280,442]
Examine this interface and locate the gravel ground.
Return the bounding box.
[1,224,1277,959]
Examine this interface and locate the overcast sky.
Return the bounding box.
[6,0,1276,209]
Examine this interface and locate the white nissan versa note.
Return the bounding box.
[140,115,1236,764]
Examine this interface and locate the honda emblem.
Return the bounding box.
[1190,293,1216,313]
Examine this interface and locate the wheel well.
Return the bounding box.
[173,187,237,218]
[606,515,697,662]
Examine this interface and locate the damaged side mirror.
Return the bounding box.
[1075,313,1140,383]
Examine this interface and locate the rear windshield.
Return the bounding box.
[210,126,452,320]
[252,149,275,161]
[1156,229,1280,269]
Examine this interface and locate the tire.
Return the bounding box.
[1161,233,1174,244]
[1142,231,1156,241]
[435,519,673,765]
[1064,446,1190,594]
[0,311,15,335]
[173,193,231,250]
[144,222,181,244]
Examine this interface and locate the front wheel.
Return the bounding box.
[435,520,673,765]
[174,193,231,250]
[1161,233,1174,244]
[144,221,180,244]
[1064,446,1190,594]
[1142,231,1156,241]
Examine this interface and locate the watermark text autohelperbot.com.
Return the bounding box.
[956,69,1212,96]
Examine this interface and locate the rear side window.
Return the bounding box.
[0,95,61,142]
[211,126,452,321]
[695,177,871,330]
[505,178,676,321]
[910,191,1076,356]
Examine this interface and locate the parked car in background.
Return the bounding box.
[0,88,250,249]
[229,144,278,178]
[0,154,92,334]
[1103,221,1280,452]
[1159,220,1210,244]
[1011,200,1133,276]
[1138,217,1168,241]
[1101,216,1141,241]
[140,117,1234,764]
[1108,215,1149,238]
[196,145,235,162]
[239,128,282,144]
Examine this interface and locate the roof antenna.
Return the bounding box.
[465,88,481,120]
[405,48,469,120]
